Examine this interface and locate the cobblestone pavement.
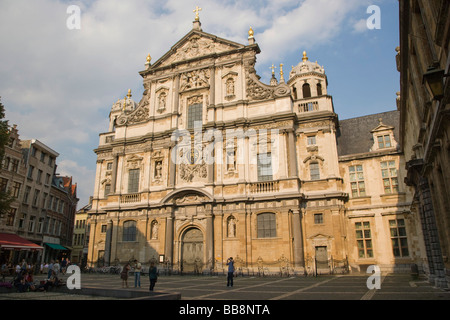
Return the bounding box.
[1,272,449,301]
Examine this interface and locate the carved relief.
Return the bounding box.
[179,162,207,182]
[180,69,210,92]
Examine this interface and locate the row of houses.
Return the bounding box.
[0,124,79,267]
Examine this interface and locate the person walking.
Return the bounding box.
[134,259,142,288]
[121,263,131,288]
[148,262,158,292]
[226,257,235,287]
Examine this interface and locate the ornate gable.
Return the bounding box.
[147,30,246,72]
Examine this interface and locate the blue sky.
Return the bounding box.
[0,0,400,207]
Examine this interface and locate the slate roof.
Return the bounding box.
[336,110,400,157]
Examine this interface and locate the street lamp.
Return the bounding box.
[422,63,448,100]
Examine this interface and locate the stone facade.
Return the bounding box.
[87,19,424,275]
[398,0,450,288]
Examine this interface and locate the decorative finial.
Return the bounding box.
[302,51,308,62]
[248,26,254,38]
[270,64,276,75]
[193,6,202,21]
[146,54,151,63]
[280,63,284,82]
[127,89,132,99]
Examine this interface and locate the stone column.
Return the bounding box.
[287,129,298,178]
[165,216,174,267]
[206,213,214,269]
[104,219,113,266]
[292,209,305,268]
[169,144,177,188]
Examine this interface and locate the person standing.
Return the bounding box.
[134,259,142,288]
[226,257,235,287]
[148,262,158,292]
[121,263,131,288]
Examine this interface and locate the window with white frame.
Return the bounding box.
[381,161,399,194]
[349,165,366,197]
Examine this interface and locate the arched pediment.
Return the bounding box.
[160,187,213,205]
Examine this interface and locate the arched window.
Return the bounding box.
[316,83,323,96]
[123,220,137,242]
[302,83,311,98]
[257,213,276,238]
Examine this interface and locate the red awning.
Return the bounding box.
[0,233,43,251]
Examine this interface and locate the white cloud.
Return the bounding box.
[0,0,392,206]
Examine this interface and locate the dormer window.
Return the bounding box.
[370,118,397,152]
[377,135,392,149]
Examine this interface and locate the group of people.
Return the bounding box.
[40,258,71,276]
[120,260,158,291]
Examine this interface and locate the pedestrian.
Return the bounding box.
[121,263,131,288]
[134,259,142,288]
[61,258,67,275]
[52,260,60,276]
[148,262,158,292]
[47,260,54,279]
[226,257,235,287]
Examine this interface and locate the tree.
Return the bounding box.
[0,97,14,218]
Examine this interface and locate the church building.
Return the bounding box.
[87,13,425,275]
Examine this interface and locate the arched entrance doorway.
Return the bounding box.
[181,228,204,274]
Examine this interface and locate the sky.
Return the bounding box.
[0,0,400,207]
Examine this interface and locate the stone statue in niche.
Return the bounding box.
[226,78,235,96]
[154,160,163,178]
[157,92,167,112]
[228,216,236,238]
[151,220,158,240]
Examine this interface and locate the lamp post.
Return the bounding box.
[422,63,448,100]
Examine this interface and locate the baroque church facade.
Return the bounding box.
[87,17,425,275]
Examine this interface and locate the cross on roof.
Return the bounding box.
[193,6,202,21]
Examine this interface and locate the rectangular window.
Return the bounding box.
[6,208,16,226]
[381,161,399,194]
[257,213,276,238]
[27,165,34,179]
[32,190,40,207]
[390,219,409,257]
[0,178,8,193]
[349,165,366,197]
[307,135,316,145]
[12,159,19,173]
[187,103,203,129]
[257,153,273,181]
[310,162,320,180]
[355,221,373,258]
[377,135,392,149]
[23,186,31,204]
[104,184,111,197]
[19,213,26,229]
[28,216,36,232]
[314,213,324,224]
[128,169,140,193]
